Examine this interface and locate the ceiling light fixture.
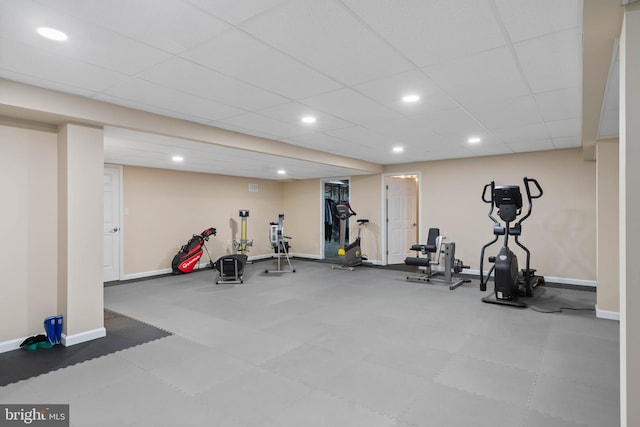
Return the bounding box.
[468,137,482,144]
[402,94,420,103]
[301,116,317,124]
[392,146,404,153]
[277,169,286,175]
[172,155,184,162]
[37,27,68,41]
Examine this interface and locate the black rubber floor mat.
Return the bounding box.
[0,310,172,386]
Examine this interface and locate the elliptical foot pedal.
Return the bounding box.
[481,293,527,308]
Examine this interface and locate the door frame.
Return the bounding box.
[381,171,421,265]
[104,164,124,282]
[319,177,351,260]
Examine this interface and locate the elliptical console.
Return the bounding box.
[479,177,544,307]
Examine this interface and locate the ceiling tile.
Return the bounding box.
[2,0,585,176]
[99,78,244,122]
[241,0,414,85]
[258,102,353,132]
[2,1,171,75]
[0,39,125,93]
[33,0,230,54]
[491,123,550,143]
[187,0,288,25]
[325,125,390,146]
[469,143,514,157]
[138,57,289,110]
[104,127,368,180]
[534,87,581,122]
[545,118,581,139]
[302,88,402,125]
[281,133,353,152]
[514,29,582,94]
[343,0,506,67]
[507,139,555,153]
[363,117,437,145]
[464,95,542,130]
[184,30,343,99]
[494,0,581,43]
[552,136,581,149]
[216,113,306,139]
[417,107,486,136]
[0,68,95,98]
[354,69,458,114]
[423,47,530,105]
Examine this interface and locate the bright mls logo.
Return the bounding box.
[1,405,69,426]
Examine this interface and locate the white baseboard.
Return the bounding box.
[289,253,321,260]
[463,269,596,287]
[62,327,106,347]
[1,327,107,353]
[0,336,30,354]
[122,268,172,281]
[596,306,620,321]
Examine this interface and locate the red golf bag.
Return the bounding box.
[171,228,216,274]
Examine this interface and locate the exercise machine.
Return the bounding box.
[404,228,470,290]
[331,203,369,271]
[214,210,252,284]
[233,209,253,257]
[265,214,295,274]
[479,177,545,307]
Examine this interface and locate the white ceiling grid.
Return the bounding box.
[0,0,591,179]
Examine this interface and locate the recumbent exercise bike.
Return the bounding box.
[479,177,544,307]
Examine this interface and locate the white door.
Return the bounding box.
[103,166,121,282]
[387,176,418,264]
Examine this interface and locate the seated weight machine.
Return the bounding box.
[265,214,295,274]
[404,228,470,290]
[479,177,544,307]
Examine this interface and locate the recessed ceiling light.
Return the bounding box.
[172,155,184,162]
[392,146,404,153]
[402,94,420,103]
[277,170,286,175]
[37,27,68,41]
[468,137,482,144]
[301,116,316,124]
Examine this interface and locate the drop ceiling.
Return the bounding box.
[0,0,605,180]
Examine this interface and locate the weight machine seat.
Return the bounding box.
[404,228,441,268]
[409,227,440,253]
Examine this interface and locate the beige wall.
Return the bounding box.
[282,179,322,257]
[385,148,596,281]
[620,5,640,426]
[0,125,58,343]
[351,174,383,262]
[122,166,284,275]
[596,141,619,314]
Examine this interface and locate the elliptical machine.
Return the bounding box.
[331,203,369,271]
[479,177,544,307]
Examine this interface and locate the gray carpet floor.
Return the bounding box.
[0,260,619,426]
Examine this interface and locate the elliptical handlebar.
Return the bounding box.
[518,177,543,225]
[524,177,543,199]
[481,181,501,227]
[481,182,494,204]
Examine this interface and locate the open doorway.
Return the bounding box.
[384,174,420,265]
[322,178,350,261]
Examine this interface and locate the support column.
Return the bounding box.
[620,4,640,426]
[57,123,105,345]
[595,141,619,319]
